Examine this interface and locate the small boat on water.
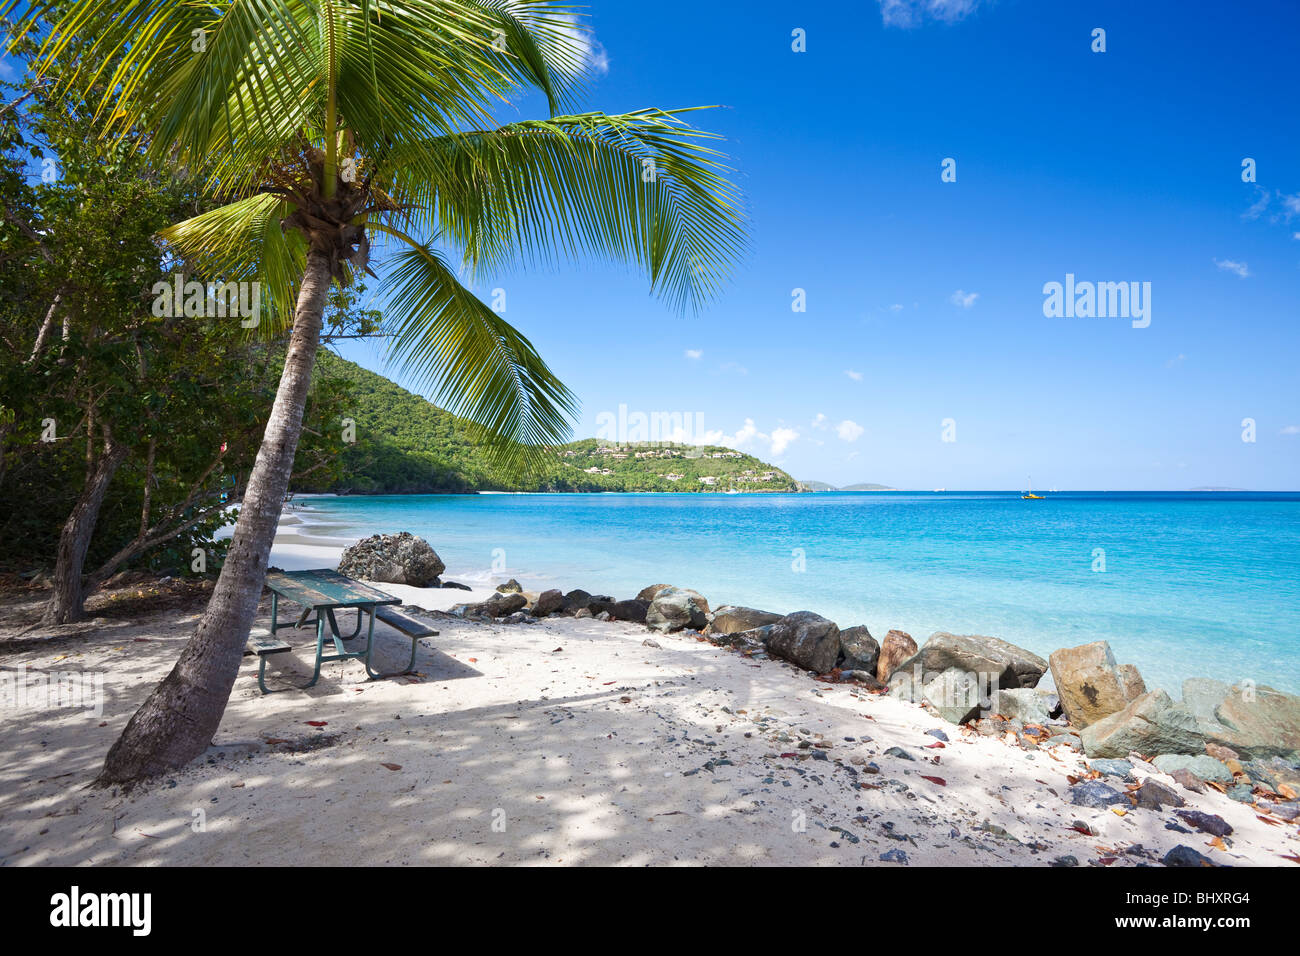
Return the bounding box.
[1022,476,1044,500]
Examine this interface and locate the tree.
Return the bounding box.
[9,1,746,784]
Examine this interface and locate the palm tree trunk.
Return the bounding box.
[97,248,334,785]
[41,435,128,625]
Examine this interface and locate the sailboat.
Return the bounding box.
[1022,477,1044,500]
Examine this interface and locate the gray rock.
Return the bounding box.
[879,849,909,864]
[1168,768,1206,793]
[1048,641,1145,728]
[337,532,445,588]
[590,598,649,623]
[838,625,880,673]
[1163,845,1217,867]
[884,746,915,761]
[762,611,841,673]
[635,583,673,602]
[1175,810,1232,836]
[574,607,594,619]
[996,687,1054,725]
[923,666,985,724]
[1150,753,1233,784]
[1134,779,1185,810]
[1201,684,1300,760]
[1181,677,1232,724]
[532,588,564,617]
[1070,780,1128,807]
[473,591,527,618]
[1226,783,1255,803]
[441,581,472,591]
[495,578,523,593]
[705,605,783,636]
[645,587,710,633]
[561,589,594,614]
[897,632,1048,691]
[1080,690,1206,759]
[1087,758,1135,780]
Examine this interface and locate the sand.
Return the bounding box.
[1,530,1297,867]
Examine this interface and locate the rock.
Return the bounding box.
[635,583,673,602]
[838,626,880,673]
[574,607,594,619]
[1048,641,1145,728]
[441,581,472,591]
[705,605,783,636]
[1181,677,1232,724]
[1226,783,1255,803]
[472,591,527,618]
[595,611,612,622]
[1163,845,1217,867]
[883,746,914,761]
[1150,753,1233,784]
[532,589,564,617]
[645,587,710,633]
[841,670,887,691]
[925,729,950,742]
[1087,758,1134,780]
[1204,742,1239,762]
[1069,781,1127,808]
[922,667,985,724]
[337,532,445,587]
[1175,810,1233,837]
[1201,684,1300,760]
[897,632,1048,691]
[495,578,523,593]
[878,849,909,864]
[1051,855,1079,867]
[1169,769,1206,793]
[1118,664,1147,701]
[1270,803,1300,821]
[762,611,841,673]
[1134,779,1185,810]
[876,630,917,683]
[642,638,661,649]
[996,687,1054,724]
[1081,691,1206,759]
[560,589,594,614]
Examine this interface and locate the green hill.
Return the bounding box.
[299,354,800,494]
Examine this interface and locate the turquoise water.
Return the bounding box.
[290,491,1300,695]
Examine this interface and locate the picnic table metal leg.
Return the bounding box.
[270,592,279,636]
[325,606,365,641]
[305,614,327,688]
[364,607,419,680]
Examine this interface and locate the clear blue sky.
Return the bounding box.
[21,0,1295,490]
[335,0,1300,490]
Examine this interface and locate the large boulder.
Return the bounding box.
[532,589,564,617]
[896,632,1048,691]
[590,598,650,624]
[763,612,841,673]
[476,591,527,618]
[1080,690,1206,759]
[876,630,917,683]
[923,667,985,724]
[705,605,783,636]
[645,587,710,633]
[1048,641,1144,728]
[838,626,880,673]
[337,532,445,587]
[636,583,674,602]
[995,687,1055,725]
[1181,677,1232,724]
[1150,753,1234,784]
[1201,684,1300,760]
[496,578,523,593]
[559,589,610,615]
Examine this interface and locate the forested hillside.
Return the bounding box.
[301,354,800,494]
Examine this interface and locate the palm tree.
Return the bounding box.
[10,1,745,784]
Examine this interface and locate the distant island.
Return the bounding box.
[1188,487,1248,492]
[297,355,800,494]
[799,481,897,492]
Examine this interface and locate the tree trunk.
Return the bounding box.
[41,435,129,625]
[97,248,334,786]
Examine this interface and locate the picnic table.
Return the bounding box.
[248,569,437,693]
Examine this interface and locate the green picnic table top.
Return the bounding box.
[263,568,402,610]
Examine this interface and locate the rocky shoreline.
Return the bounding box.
[337,531,1300,866]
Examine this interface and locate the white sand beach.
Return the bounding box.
[1,523,1297,867]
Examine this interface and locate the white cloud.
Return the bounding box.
[845,369,863,381]
[950,289,979,307]
[811,413,829,430]
[700,419,798,458]
[720,361,748,375]
[1283,193,1300,219]
[879,0,982,28]
[889,303,904,312]
[1292,232,1300,240]
[836,420,864,442]
[1214,258,1250,278]
[1242,187,1271,221]
[770,428,799,456]
[1165,353,1187,368]
[684,349,703,360]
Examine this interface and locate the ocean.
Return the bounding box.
[285,491,1300,695]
